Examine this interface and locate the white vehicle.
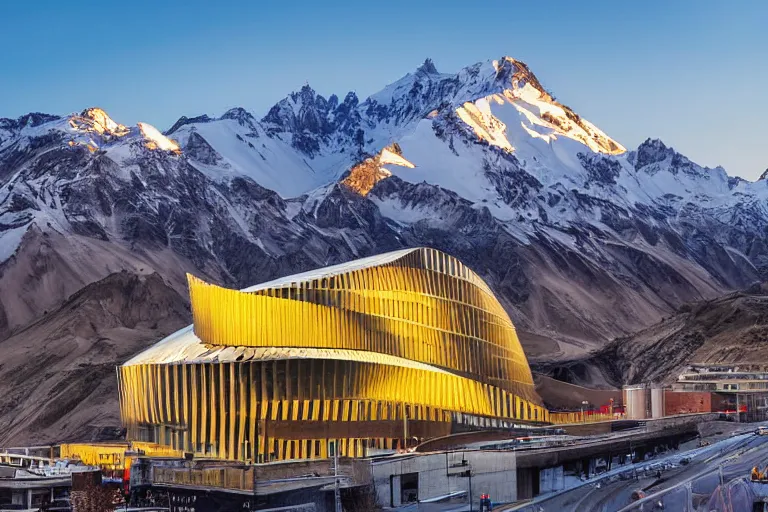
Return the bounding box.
[756,426,768,436]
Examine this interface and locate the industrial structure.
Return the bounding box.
[621,363,768,421]
[673,363,768,422]
[117,248,560,462]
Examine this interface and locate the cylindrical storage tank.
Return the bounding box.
[623,385,648,420]
[650,387,665,418]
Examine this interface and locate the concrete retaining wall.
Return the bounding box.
[371,450,516,509]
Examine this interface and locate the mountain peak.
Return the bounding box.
[0,112,60,131]
[166,114,213,135]
[760,168,768,181]
[71,107,129,137]
[492,56,554,101]
[639,138,670,151]
[493,56,517,80]
[64,108,182,154]
[300,83,314,93]
[416,58,439,75]
[297,83,319,103]
[631,138,674,169]
[220,107,257,129]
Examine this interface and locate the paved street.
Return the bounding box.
[511,430,768,511]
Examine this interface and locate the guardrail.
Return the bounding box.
[549,412,621,424]
[0,452,54,467]
[616,432,763,511]
[153,466,255,492]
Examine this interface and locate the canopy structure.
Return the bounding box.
[118,247,543,461]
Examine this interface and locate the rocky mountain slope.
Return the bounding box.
[1,55,766,372]
[0,272,188,446]
[537,283,768,388]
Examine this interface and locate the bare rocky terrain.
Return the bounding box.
[0,272,188,446]
[537,283,768,388]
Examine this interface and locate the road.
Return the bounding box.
[511,430,768,512]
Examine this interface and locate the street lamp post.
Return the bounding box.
[581,401,589,423]
[333,440,341,512]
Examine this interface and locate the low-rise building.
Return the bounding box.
[0,452,101,511]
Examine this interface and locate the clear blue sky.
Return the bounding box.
[2,0,766,179]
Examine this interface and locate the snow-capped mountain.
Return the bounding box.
[1,56,766,361]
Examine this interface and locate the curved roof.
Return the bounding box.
[240,248,417,293]
[124,324,453,375]
[240,247,497,298]
[124,247,536,399]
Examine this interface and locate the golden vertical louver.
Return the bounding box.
[118,248,547,462]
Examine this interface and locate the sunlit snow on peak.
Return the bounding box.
[341,144,414,196]
[504,83,626,155]
[69,107,129,137]
[380,146,415,168]
[138,122,181,153]
[455,97,514,153]
[85,107,128,135]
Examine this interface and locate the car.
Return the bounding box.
[756,426,768,436]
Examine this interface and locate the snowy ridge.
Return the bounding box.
[162,56,629,199]
[2,56,766,256]
[1,55,767,358]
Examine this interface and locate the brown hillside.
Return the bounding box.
[0,272,189,446]
[537,284,768,387]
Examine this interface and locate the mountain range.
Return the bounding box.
[0,56,766,442]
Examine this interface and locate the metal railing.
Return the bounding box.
[153,466,255,492]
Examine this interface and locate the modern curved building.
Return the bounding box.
[117,248,546,462]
